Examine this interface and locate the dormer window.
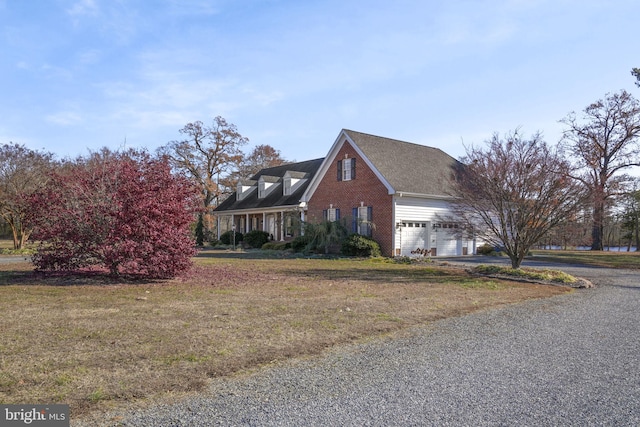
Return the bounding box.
[257,176,279,199]
[337,158,356,181]
[283,178,292,196]
[282,171,306,196]
[236,180,256,201]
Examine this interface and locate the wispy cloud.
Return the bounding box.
[164,0,221,16]
[67,0,99,18]
[66,0,138,44]
[76,49,102,65]
[45,111,83,126]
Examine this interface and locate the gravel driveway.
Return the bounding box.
[82,257,640,426]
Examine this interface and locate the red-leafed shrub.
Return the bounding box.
[26,149,200,278]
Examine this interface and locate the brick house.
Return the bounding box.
[302,129,476,257]
[215,129,477,257]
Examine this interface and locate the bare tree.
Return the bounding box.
[158,116,248,243]
[0,143,55,249]
[223,144,289,192]
[238,144,288,179]
[560,90,640,250]
[452,130,586,269]
[632,68,640,87]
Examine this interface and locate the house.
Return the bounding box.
[214,158,324,241]
[215,129,477,257]
[302,129,476,257]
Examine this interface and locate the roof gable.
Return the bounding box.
[343,130,461,196]
[303,129,461,202]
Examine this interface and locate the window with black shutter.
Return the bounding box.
[338,158,355,181]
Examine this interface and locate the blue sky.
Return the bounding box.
[1,0,638,163]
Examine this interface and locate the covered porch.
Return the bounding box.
[216,207,306,242]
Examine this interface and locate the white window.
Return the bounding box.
[338,158,355,181]
[342,159,352,181]
[283,178,291,196]
[356,206,372,236]
[324,207,340,222]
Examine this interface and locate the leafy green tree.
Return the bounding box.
[621,189,640,251]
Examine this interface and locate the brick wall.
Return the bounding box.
[307,141,394,256]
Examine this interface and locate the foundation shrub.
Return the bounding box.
[220,230,243,246]
[243,230,270,248]
[341,234,382,257]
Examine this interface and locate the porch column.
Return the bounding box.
[280,211,285,241]
[263,212,266,232]
[245,213,250,233]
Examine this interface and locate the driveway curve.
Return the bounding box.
[87,258,640,426]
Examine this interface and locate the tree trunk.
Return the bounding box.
[591,202,604,251]
[509,251,525,269]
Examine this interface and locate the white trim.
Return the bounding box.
[216,204,302,216]
[396,191,456,201]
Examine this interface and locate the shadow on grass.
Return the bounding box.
[196,250,290,259]
[195,248,335,260]
[0,268,163,287]
[279,266,479,286]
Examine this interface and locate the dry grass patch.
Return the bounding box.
[531,249,640,269]
[0,255,571,419]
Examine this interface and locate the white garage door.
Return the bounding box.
[400,222,431,257]
[435,228,459,256]
[400,222,465,257]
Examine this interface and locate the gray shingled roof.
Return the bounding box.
[214,158,324,212]
[344,129,462,197]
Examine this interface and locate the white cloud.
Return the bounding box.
[45,111,83,126]
[67,0,99,17]
[40,63,73,81]
[77,49,102,65]
[164,0,221,16]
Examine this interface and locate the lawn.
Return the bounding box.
[531,249,640,269]
[0,250,571,421]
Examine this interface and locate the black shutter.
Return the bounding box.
[352,207,358,233]
[336,208,341,221]
[337,160,342,181]
[351,158,356,180]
